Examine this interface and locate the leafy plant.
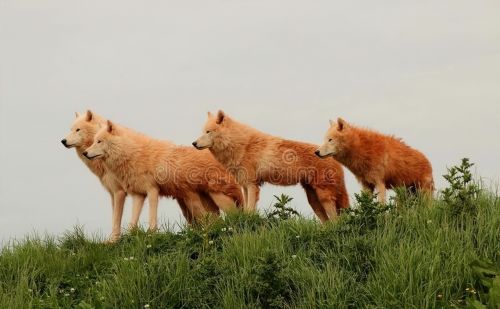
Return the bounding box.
[343,191,391,234]
[267,194,300,222]
[442,158,481,216]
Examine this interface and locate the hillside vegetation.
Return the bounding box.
[1,159,499,308]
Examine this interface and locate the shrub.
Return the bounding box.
[267,194,300,222]
[442,158,481,217]
[343,191,391,235]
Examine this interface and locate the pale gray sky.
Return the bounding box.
[1,0,499,243]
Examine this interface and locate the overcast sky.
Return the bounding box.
[1,0,499,244]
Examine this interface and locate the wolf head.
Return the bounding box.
[61,110,103,149]
[83,120,118,160]
[192,110,231,150]
[315,118,350,158]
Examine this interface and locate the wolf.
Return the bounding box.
[315,118,434,203]
[62,111,225,241]
[84,120,243,231]
[193,110,348,222]
[61,110,127,242]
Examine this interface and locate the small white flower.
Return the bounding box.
[228,227,233,231]
[296,235,300,239]
[124,257,129,261]
[221,228,227,232]
[146,244,152,248]
[70,288,75,293]
[292,255,297,259]
[144,304,150,308]
[426,220,432,224]
[64,293,70,297]
[208,240,214,245]
[129,256,135,260]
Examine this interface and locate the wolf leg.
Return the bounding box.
[242,187,249,208]
[376,182,387,204]
[147,188,160,232]
[357,177,375,194]
[184,191,208,222]
[109,190,126,242]
[245,184,260,213]
[208,192,238,213]
[315,188,337,220]
[177,199,194,224]
[199,193,221,215]
[129,194,145,229]
[302,185,329,223]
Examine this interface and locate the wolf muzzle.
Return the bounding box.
[315,150,330,159]
[192,141,205,150]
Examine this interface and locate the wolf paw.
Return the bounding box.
[147,226,158,234]
[104,234,120,244]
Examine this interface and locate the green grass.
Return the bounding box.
[1,193,498,309]
[1,161,499,308]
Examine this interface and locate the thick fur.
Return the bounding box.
[316,118,434,203]
[62,111,127,242]
[85,120,243,230]
[193,111,348,222]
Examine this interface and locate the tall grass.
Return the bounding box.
[1,160,499,308]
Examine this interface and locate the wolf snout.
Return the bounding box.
[192,141,198,148]
[61,139,69,148]
[82,151,89,158]
[314,150,321,157]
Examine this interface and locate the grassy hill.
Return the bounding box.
[1,159,499,308]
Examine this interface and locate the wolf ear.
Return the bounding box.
[329,119,334,127]
[337,118,347,131]
[207,111,213,118]
[75,112,80,118]
[216,110,225,124]
[106,120,114,133]
[85,110,93,122]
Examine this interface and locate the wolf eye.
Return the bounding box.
[206,130,211,134]
[328,139,333,142]
[97,140,102,144]
[76,129,80,132]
